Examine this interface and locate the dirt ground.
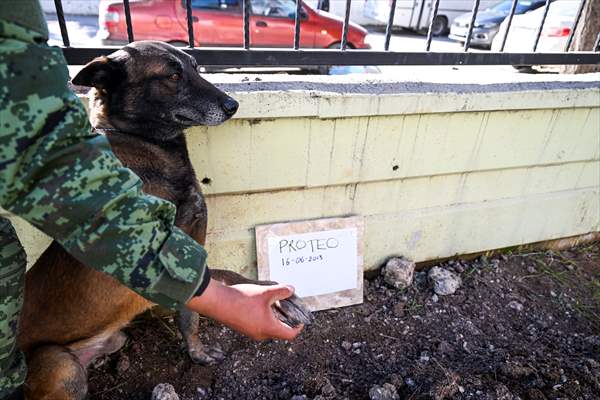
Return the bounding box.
[88,242,600,400]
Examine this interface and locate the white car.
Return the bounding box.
[492,0,582,53]
[305,0,381,26]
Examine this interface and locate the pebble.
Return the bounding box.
[290,396,307,400]
[527,266,537,273]
[321,380,336,397]
[428,267,462,296]
[382,257,415,289]
[341,341,352,351]
[116,354,130,374]
[196,387,208,399]
[368,383,399,400]
[393,302,405,317]
[151,383,180,400]
[507,301,524,312]
[431,294,439,303]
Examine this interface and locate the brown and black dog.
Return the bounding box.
[17,41,312,400]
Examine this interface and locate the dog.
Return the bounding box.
[17,41,312,400]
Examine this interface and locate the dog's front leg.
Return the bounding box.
[176,308,225,365]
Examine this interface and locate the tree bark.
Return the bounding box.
[560,0,600,74]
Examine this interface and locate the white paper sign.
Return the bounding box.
[267,228,357,297]
[256,216,364,311]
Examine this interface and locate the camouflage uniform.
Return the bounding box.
[0,1,210,396]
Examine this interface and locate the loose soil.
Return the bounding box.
[88,242,600,400]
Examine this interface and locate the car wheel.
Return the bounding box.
[429,16,448,36]
[513,65,535,73]
[168,41,189,47]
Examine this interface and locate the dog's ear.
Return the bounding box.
[72,56,125,90]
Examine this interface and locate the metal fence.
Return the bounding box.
[54,0,600,66]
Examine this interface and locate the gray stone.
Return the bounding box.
[393,302,405,317]
[383,257,416,289]
[116,354,130,374]
[196,387,208,399]
[151,384,180,400]
[507,301,524,312]
[341,341,352,351]
[368,383,399,400]
[428,267,462,296]
[290,396,307,400]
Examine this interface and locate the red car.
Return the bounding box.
[99,0,370,49]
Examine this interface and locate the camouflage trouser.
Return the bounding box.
[0,217,26,397]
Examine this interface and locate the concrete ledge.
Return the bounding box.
[217,79,600,120]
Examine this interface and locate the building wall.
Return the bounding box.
[4,83,599,277]
[41,0,101,15]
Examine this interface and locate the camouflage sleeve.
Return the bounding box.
[0,20,210,310]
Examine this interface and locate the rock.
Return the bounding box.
[151,383,180,400]
[428,267,462,296]
[494,384,514,400]
[437,341,453,355]
[432,294,439,303]
[507,301,524,312]
[320,379,336,397]
[290,396,307,400]
[196,387,208,399]
[116,354,130,374]
[393,302,405,317]
[368,383,399,400]
[383,257,415,289]
[341,341,352,351]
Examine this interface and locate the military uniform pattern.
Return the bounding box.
[0,218,26,397]
[0,15,209,395]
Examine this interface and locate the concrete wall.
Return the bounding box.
[4,79,599,277]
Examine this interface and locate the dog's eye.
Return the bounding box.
[170,73,181,81]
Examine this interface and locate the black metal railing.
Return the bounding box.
[54,0,600,66]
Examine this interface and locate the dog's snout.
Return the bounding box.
[221,98,239,116]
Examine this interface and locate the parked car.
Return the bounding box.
[492,0,581,52]
[363,0,498,36]
[449,0,550,48]
[99,0,370,49]
[492,0,582,71]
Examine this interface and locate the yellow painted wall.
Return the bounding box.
[4,87,599,276]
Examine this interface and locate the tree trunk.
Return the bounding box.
[560,0,600,74]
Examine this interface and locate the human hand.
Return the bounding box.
[186,279,304,341]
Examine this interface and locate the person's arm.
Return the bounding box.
[188,280,303,341]
[0,21,208,309]
[0,18,302,340]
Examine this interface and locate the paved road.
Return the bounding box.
[47,13,520,78]
[46,13,100,47]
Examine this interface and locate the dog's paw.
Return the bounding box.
[272,294,314,328]
[187,344,225,365]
